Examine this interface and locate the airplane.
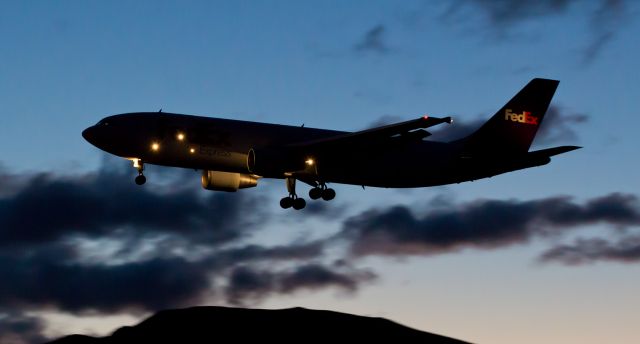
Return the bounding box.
[82,78,580,210]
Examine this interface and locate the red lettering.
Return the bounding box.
[505,109,538,125]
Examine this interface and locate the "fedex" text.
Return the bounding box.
[504,109,538,125]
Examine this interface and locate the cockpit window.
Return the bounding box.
[96,119,110,126]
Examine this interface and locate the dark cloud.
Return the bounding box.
[0,252,211,313]
[446,0,628,63]
[0,162,262,248]
[0,312,49,344]
[540,236,640,264]
[534,106,589,145]
[0,237,330,314]
[451,0,574,26]
[226,264,376,305]
[354,24,389,54]
[338,193,640,257]
[0,161,364,335]
[225,266,275,305]
[582,0,626,64]
[278,263,374,293]
[208,242,326,267]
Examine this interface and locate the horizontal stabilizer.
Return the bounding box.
[528,145,581,158]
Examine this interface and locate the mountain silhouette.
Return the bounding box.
[46,306,472,343]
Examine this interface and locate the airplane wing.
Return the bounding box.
[288,115,453,149]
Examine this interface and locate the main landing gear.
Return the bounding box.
[280,177,336,210]
[280,177,306,210]
[132,159,146,185]
[308,184,336,201]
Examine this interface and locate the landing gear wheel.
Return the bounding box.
[131,159,146,186]
[309,187,322,200]
[321,188,336,201]
[280,197,293,209]
[293,197,306,210]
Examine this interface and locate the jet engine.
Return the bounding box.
[201,170,259,192]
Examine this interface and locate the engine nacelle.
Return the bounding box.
[201,170,258,192]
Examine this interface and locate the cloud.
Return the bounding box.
[0,161,370,344]
[0,251,211,313]
[278,263,375,293]
[0,162,262,249]
[534,106,589,145]
[210,242,325,265]
[539,236,640,264]
[0,161,344,312]
[445,0,628,63]
[354,24,389,54]
[0,312,49,344]
[0,237,331,314]
[450,0,574,26]
[226,263,376,305]
[582,0,626,64]
[337,193,640,257]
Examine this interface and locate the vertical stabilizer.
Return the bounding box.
[462,78,559,156]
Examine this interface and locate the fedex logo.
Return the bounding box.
[504,109,538,125]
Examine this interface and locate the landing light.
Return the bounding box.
[177,132,185,141]
[151,142,160,151]
[130,158,142,168]
[305,158,315,166]
[190,148,195,154]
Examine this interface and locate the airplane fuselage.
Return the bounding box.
[82,79,580,209]
[82,112,549,189]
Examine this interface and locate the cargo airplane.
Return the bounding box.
[82,78,580,210]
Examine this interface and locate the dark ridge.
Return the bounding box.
[46,306,472,343]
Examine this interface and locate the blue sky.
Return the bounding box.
[1,1,639,343]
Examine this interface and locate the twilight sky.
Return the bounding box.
[1,1,639,343]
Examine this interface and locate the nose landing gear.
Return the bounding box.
[135,174,146,185]
[131,159,146,185]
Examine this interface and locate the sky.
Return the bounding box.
[1,1,639,343]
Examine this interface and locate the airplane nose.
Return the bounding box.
[82,126,98,145]
[82,127,93,142]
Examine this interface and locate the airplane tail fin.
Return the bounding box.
[460,78,559,156]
